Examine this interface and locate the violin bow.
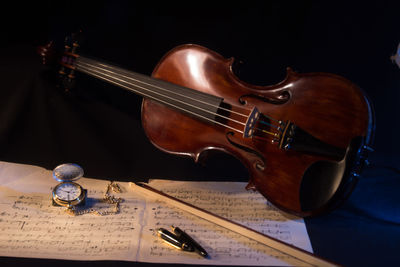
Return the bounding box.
[130,182,340,267]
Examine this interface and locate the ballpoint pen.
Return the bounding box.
[156,226,208,258]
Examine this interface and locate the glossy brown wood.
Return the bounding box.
[142,44,372,217]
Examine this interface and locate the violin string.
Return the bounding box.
[260,129,279,137]
[76,58,282,129]
[262,114,282,124]
[252,133,274,143]
[76,61,281,138]
[75,59,281,138]
[258,119,280,129]
[76,60,249,127]
[253,126,281,141]
[77,58,251,119]
[75,63,246,135]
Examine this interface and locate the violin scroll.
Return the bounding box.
[38,32,82,92]
[37,41,56,66]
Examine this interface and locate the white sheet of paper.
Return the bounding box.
[137,179,313,266]
[0,161,143,261]
[0,161,313,266]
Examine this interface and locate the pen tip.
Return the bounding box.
[201,251,209,258]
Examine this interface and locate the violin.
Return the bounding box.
[38,36,375,217]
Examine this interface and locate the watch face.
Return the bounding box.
[55,182,82,201]
[53,182,85,207]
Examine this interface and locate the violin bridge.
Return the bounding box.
[243,107,260,138]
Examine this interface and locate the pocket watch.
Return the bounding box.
[51,163,123,216]
[52,163,87,209]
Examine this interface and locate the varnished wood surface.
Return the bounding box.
[142,44,372,216]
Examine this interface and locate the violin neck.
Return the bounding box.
[74,56,223,123]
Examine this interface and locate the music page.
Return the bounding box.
[0,161,143,261]
[138,179,312,266]
[0,161,312,266]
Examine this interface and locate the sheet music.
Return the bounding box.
[138,180,312,266]
[0,161,313,266]
[0,161,143,261]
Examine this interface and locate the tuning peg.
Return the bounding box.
[64,35,73,52]
[64,30,82,54]
[59,66,66,76]
[69,30,82,54]
[59,72,76,93]
[68,69,76,80]
[71,41,79,54]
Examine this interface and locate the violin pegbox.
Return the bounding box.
[58,33,81,92]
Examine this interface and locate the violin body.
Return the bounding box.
[38,40,374,217]
[142,44,374,217]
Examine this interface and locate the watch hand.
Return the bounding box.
[60,188,73,193]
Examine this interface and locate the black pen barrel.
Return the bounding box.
[157,228,194,252]
[172,226,208,258]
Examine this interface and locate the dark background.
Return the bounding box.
[1,1,399,267]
